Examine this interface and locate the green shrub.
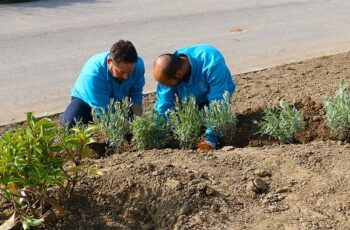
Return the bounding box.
[258,100,304,143]
[59,121,101,193]
[0,113,101,229]
[324,80,350,140]
[91,98,131,151]
[203,92,237,142]
[166,97,202,149]
[131,111,171,150]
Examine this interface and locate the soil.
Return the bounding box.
[1,51,350,229]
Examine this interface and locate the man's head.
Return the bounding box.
[153,54,190,86]
[108,40,138,80]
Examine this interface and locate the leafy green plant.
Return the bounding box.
[324,80,350,140]
[202,92,237,143]
[166,97,202,149]
[131,111,171,150]
[0,113,101,229]
[0,113,66,229]
[258,100,304,143]
[91,98,132,151]
[58,121,102,194]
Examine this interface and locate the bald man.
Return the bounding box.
[153,44,235,150]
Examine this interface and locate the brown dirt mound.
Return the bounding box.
[43,151,243,229]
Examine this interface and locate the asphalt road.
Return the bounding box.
[1,0,350,125]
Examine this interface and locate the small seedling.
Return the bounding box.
[91,98,131,151]
[166,97,202,149]
[324,79,350,140]
[258,100,304,143]
[202,92,237,142]
[131,111,171,150]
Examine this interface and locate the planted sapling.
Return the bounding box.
[324,79,350,140]
[202,92,237,144]
[166,97,202,149]
[258,100,304,143]
[131,111,171,150]
[91,98,132,152]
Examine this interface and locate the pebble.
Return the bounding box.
[179,205,191,215]
[276,187,290,193]
[151,169,164,176]
[165,179,183,191]
[254,169,272,177]
[212,203,220,212]
[221,146,235,151]
[247,178,268,193]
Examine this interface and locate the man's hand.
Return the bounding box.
[131,103,142,116]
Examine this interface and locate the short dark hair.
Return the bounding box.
[158,53,183,79]
[110,40,138,63]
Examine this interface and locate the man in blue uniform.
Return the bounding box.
[153,44,235,150]
[61,40,145,128]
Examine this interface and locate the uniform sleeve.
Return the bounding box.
[205,59,235,145]
[84,74,110,109]
[207,59,235,103]
[129,58,145,104]
[154,84,176,115]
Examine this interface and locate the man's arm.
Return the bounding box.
[154,84,176,114]
[129,58,146,108]
[207,60,235,102]
[199,59,235,149]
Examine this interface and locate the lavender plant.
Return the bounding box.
[131,111,171,150]
[166,97,202,149]
[202,92,237,143]
[91,98,131,151]
[258,100,304,143]
[324,80,350,140]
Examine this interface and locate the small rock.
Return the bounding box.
[165,179,183,191]
[221,146,235,151]
[199,172,209,179]
[146,163,155,171]
[205,186,216,196]
[179,205,191,215]
[212,203,220,212]
[188,186,197,195]
[276,187,290,193]
[151,169,164,176]
[253,178,268,192]
[142,223,155,230]
[247,178,268,193]
[254,169,272,177]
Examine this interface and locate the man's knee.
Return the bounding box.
[61,97,92,128]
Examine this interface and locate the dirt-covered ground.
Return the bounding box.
[1,51,350,229]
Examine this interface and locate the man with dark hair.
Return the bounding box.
[61,40,145,128]
[153,44,235,150]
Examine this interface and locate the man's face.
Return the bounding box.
[108,58,135,80]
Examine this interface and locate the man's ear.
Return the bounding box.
[107,57,113,64]
[175,70,183,80]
